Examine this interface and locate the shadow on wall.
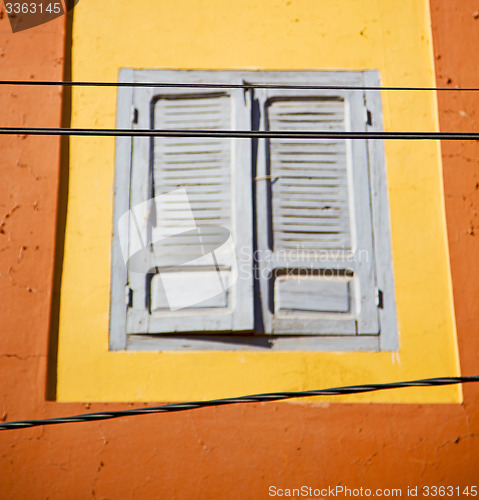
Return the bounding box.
[46,8,73,401]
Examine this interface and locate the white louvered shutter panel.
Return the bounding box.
[269,99,352,252]
[255,89,379,335]
[126,85,253,335]
[151,95,232,265]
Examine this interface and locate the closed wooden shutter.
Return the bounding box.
[125,83,253,335]
[255,88,379,335]
[110,69,397,351]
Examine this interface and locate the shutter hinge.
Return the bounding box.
[125,285,133,308]
[131,106,139,124]
[365,109,373,126]
[376,288,384,309]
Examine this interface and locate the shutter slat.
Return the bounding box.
[276,188,346,197]
[278,179,347,188]
[158,183,225,192]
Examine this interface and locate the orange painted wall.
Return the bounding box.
[0,1,478,498]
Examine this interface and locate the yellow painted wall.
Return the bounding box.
[57,0,460,402]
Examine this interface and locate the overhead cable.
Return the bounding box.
[0,376,478,431]
[1,80,478,91]
[1,127,479,140]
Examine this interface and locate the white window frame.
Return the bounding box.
[110,69,398,352]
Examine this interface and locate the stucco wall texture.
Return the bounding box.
[0,1,478,499]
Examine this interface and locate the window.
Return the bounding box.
[110,69,398,351]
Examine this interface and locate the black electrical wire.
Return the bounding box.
[0,376,477,431]
[1,127,479,140]
[1,80,479,91]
